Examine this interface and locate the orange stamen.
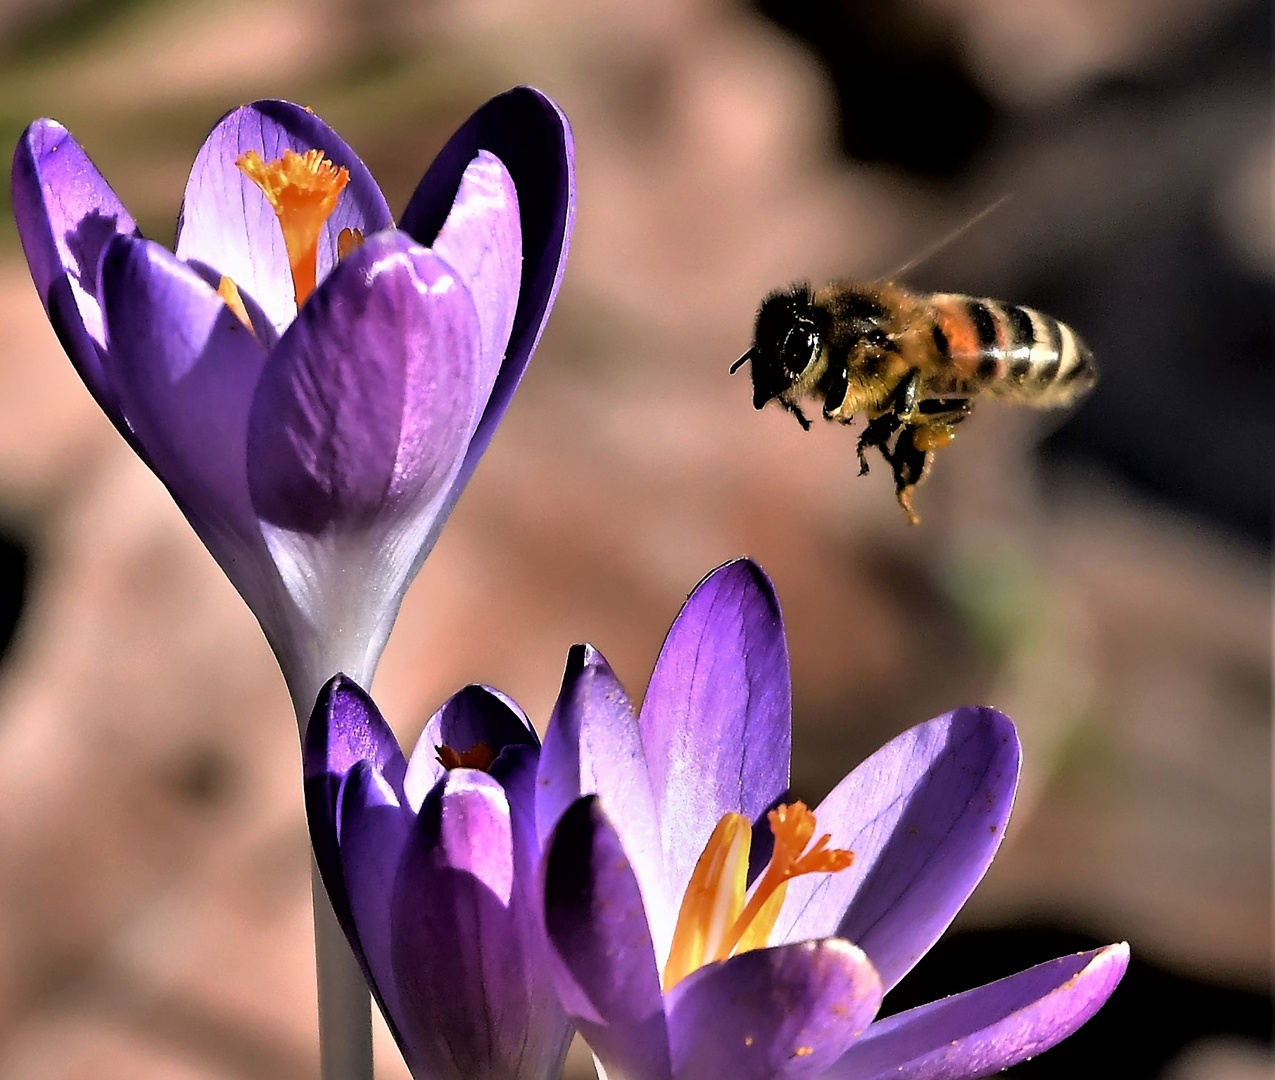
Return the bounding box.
[435,742,496,772]
[663,813,751,990]
[236,148,350,307]
[661,802,853,991]
[715,802,853,960]
[217,276,253,333]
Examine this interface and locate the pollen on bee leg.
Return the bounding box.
[911,423,956,452]
[236,147,351,307]
[217,276,254,334]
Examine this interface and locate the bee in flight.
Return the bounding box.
[732,281,1097,523]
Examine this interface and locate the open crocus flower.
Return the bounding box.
[536,559,1128,1080]
[304,674,572,1080]
[11,88,575,711]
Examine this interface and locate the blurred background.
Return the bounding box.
[0,0,1268,1077]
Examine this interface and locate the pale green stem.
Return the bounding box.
[311,861,374,1080]
[292,667,375,1080]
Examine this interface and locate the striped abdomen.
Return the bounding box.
[924,294,1097,407]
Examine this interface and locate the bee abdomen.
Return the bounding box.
[927,294,1097,405]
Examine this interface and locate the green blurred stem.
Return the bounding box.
[289,650,377,1080]
[312,861,374,1080]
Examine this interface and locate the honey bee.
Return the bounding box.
[732,281,1097,523]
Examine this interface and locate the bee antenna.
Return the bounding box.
[730,348,756,374]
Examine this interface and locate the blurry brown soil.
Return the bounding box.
[0,1,1266,1078]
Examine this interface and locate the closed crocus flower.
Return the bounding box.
[11,88,574,713]
[304,674,572,1080]
[537,559,1127,1080]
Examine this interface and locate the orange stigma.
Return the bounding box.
[661,801,853,991]
[435,742,496,772]
[236,148,350,306]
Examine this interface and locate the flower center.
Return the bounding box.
[661,802,853,992]
[435,742,496,772]
[236,148,350,306]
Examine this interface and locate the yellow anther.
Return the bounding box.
[236,148,350,307]
[661,802,853,992]
[217,276,253,334]
[663,814,751,991]
[435,742,496,772]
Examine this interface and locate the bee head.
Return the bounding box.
[734,285,823,409]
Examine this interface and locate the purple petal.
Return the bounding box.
[542,797,672,1080]
[335,760,411,1049]
[774,708,1020,991]
[493,741,575,1079]
[11,119,141,444]
[404,684,538,811]
[537,645,673,957]
[175,100,393,334]
[97,234,268,559]
[302,675,408,798]
[639,559,791,908]
[824,944,1129,1080]
[399,86,575,493]
[666,940,882,1080]
[485,742,546,880]
[391,769,569,1080]
[430,150,522,383]
[303,676,407,938]
[246,229,486,536]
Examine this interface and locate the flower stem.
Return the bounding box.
[290,657,377,1080]
[311,860,373,1080]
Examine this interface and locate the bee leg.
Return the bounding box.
[856,412,900,476]
[889,425,932,525]
[821,363,849,420]
[780,397,813,431]
[856,370,922,475]
[889,370,922,419]
[915,397,973,423]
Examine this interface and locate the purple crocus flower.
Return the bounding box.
[304,674,572,1080]
[537,559,1128,1080]
[11,88,575,710]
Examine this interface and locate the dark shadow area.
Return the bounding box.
[754,0,996,178]
[1036,177,1274,544]
[882,923,1274,1078]
[1032,0,1273,544]
[0,526,29,667]
[66,209,129,298]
